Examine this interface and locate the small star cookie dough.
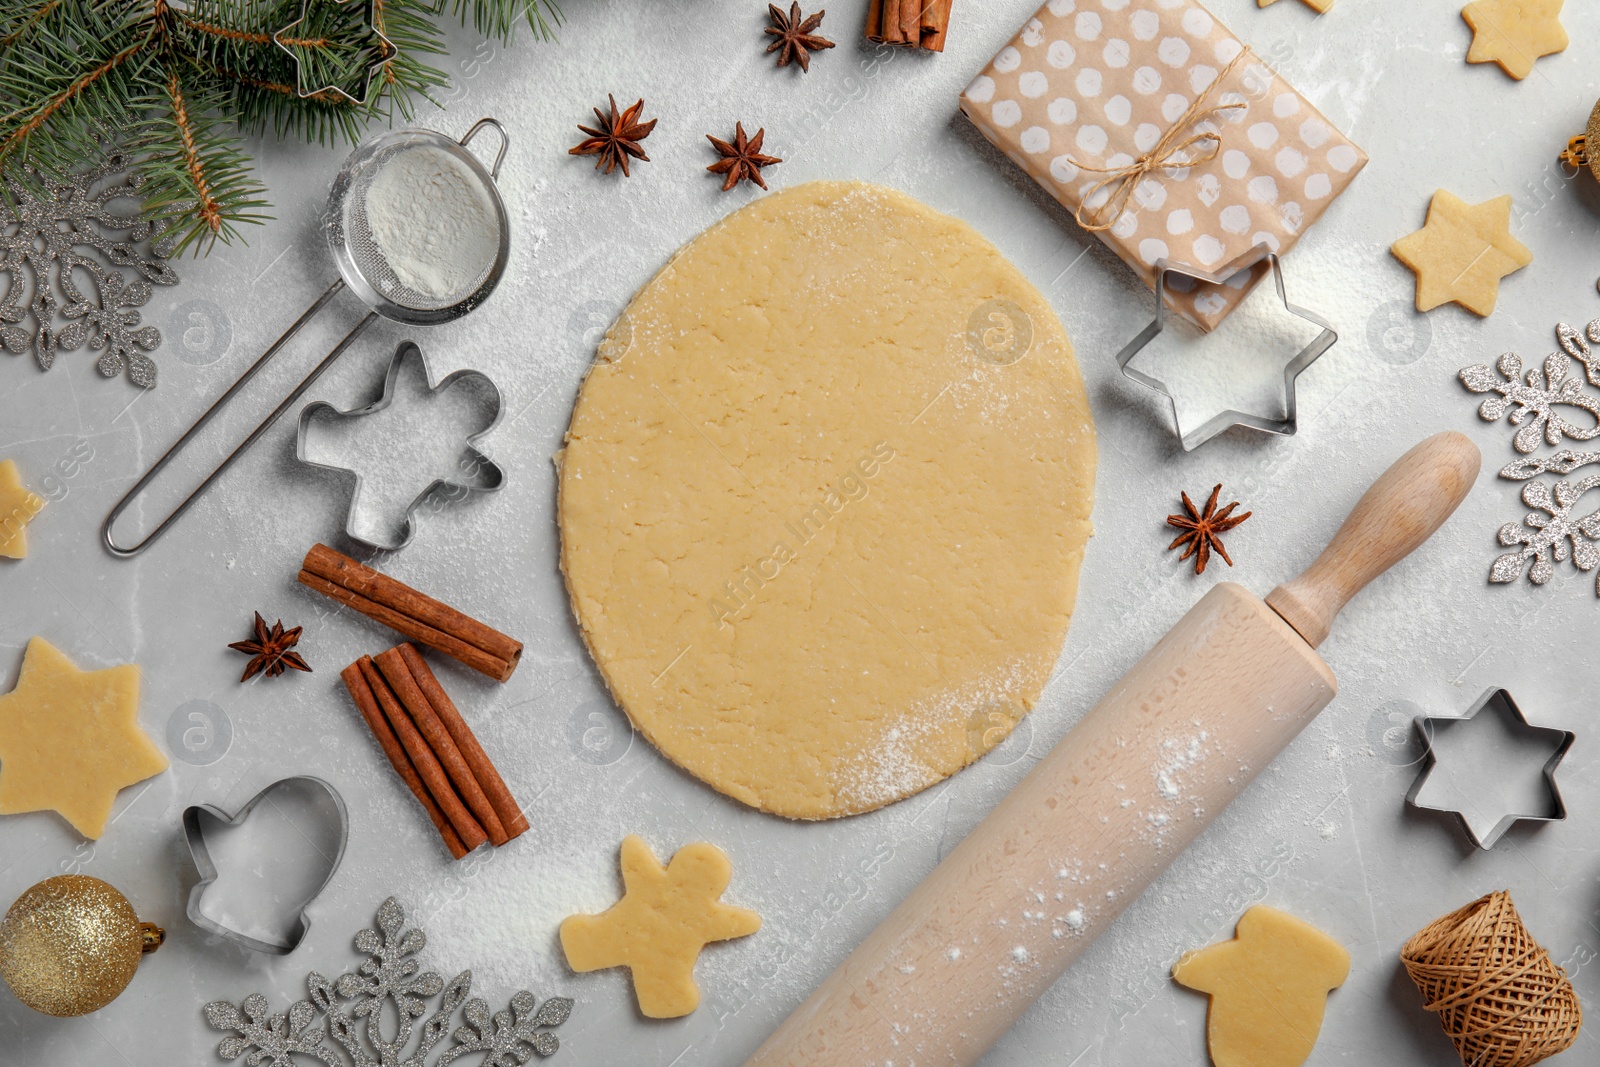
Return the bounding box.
[1391,191,1532,317]
[1174,906,1350,1067]
[0,460,45,559]
[0,638,167,838]
[1258,0,1334,13]
[560,836,760,1018]
[1462,0,1568,81]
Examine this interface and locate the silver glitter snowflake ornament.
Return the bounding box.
[203,898,574,1066]
[1490,449,1600,596]
[0,148,180,387]
[1555,319,1600,387]
[1489,475,1600,595]
[1459,345,1600,454]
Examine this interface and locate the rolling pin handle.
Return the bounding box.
[1266,430,1481,648]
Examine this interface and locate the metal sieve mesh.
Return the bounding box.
[342,143,484,310]
[324,123,510,326]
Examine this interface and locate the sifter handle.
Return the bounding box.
[1266,430,1480,648]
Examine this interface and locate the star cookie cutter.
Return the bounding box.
[295,340,506,552]
[1404,688,1574,850]
[273,0,398,106]
[182,776,350,954]
[1114,244,1339,451]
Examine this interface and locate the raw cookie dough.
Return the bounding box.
[1173,905,1350,1067]
[1258,0,1334,12]
[0,638,167,838]
[558,181,1096,819]
[0,459,45,559]
[1462,0,1568,81]
[560,836,760,1018]
[1391,191,1531,317]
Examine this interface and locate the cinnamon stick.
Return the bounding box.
[358,656,488,854]
[341,662,469,860]
[397,642,529,840]
[923,0,952,51]
[867,0,950,50]
[897,0,921,43]
[865,0,886,42]
[299,544,522,682]
[358,657,487,852]
[881,0,906,44]
[375,647,509,847]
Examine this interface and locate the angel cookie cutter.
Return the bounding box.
[1114,244,1338,451]
[182,776,350,954]
[296,340,506,552]
[1404,688,1574,850]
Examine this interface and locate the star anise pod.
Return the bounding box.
[569,94,657,177]
[765,2,835,72]
[1166,484,1252,575]
[228,612,312,682]
[706,122,783,191]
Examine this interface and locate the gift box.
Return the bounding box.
[960,0,1366,331]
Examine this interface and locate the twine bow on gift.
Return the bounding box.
[1070,50,1250,232]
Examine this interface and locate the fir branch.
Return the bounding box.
[171,0,303,74]
[0,0,63,49]
[1,24,156,165]
[133,69,269,253]
[164,69,220,235]
[452,0,564,42]
[177,15,329,50]
[0,0,554,255]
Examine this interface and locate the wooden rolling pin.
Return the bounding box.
[744,430,1481,1066]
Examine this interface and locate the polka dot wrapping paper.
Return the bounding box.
[959,0,1367,332]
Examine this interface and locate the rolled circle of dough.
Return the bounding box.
[558,181,1096,818]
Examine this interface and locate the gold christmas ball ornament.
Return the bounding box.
[1559,97,1600,183]
[0,875,162,1017]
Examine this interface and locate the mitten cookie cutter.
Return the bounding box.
[182,775,350,954]
[1404,688,1574,850]
[1114,244,1338,451]
[296,340,506,552]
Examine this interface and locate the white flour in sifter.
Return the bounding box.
[364,145,498,300]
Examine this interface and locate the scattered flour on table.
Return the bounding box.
[831,657,1038,810]
[365,145,499,300]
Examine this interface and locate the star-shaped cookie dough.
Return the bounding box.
[560,835,761,1018]
[1258,0,1334,13]
[1391,191,1531,317]
[1462,0,1568,80]
[0,460,45,560]
[0,637,167,838]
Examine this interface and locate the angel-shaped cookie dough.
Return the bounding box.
[1173,905,1349,1067]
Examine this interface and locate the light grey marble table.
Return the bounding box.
[2,1,1597,1064]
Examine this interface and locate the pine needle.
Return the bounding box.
[0,0,552,254]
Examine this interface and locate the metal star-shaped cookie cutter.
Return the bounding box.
[182,776,350,954]
[296,340,506,552]
[1114,244,1338,451]
[1405,688,1574,850]
[273,0,397,106]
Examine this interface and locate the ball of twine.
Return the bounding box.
[1400,891,1581,1067]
